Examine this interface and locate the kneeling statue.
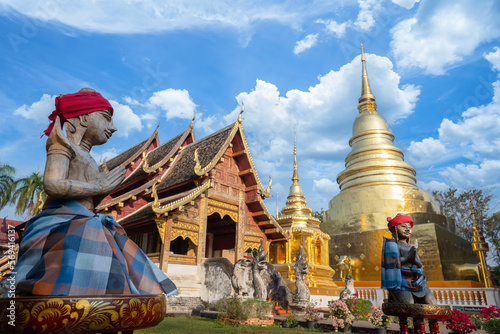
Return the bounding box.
[381,214,444,334]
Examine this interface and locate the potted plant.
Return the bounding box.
[328,299,355,332]
[445,309,477,334]
[369,305,391,334]
[304,301,320,329]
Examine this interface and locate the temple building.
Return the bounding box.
[268,136,338,297]
[322,48,480,283]
[96,113,287,296]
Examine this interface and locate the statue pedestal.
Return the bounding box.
[289,302,306,316]
[0,294,166,334]
[382,303,451,334]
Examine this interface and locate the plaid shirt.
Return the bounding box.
[7,199,178,297]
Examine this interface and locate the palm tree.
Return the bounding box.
[11,169,46,219]
[0,162,16,210]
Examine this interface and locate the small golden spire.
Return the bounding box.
[191,112,196,125]
[292,126,299,182]
[358,43,377,113]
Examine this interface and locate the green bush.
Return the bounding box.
[343,296,372,318]
[215,298,247,321]
[214,298,274,321]
[484,318,500,334]
[244,299,274,319]
[286,312,299,328]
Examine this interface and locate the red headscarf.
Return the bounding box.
[387,215,414,229]
[44,91,113,136]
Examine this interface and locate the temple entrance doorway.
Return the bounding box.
[205,212,237,263]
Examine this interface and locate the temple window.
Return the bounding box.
[130,234,143,249]
[170,236,196,255]
[146,231,161,254]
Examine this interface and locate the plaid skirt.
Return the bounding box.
[8,199,177,297]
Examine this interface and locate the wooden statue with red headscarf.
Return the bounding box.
[3,88,178,297]
[382,214,436,305]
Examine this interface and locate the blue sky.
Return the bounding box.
[1,0,500,221]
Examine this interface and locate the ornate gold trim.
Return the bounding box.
[152,179,211,214]
[207,199,238,221]
[155,218,166,243]
[244,241,261,251]
[169,255,196,264]
[170,228,199,246]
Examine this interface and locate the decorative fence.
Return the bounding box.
[354,286,500,308]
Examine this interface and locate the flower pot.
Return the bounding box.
[307,320,317,329]
[376,327,387,334]
[343,324,352,333]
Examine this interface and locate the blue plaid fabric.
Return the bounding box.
[7,199,178,297]
[381,237,426,292]
[381,237,401,290]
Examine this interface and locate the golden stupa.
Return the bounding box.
[269,134,338,296]
[322,46,480,283]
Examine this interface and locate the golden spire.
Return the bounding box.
[286,128,305,200]
[358,44,377,113]
[335,44,417,191]
[292,127,299,182]
[470,200,492,287]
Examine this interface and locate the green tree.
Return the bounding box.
[11,169,46,219]
[433,187,500,265]
[432,188,491,242]
[485,212,500,264]
[313,208,325,223]
[0,162,16,210]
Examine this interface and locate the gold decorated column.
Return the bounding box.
[197,193,208,262]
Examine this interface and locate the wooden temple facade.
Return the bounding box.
[96,115,287,282]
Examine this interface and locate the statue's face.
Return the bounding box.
[394,222,412,241]
[84,109,116,146]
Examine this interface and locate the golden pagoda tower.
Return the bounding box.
[269,132,338,296]
[322,46,480,283]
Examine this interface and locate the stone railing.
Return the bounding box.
[353,286,500,308]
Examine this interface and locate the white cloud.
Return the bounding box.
[109,100,143,138]
[354,0,382,31]
[0,1,340,34]
[316,19,348,38]
[148,89,197,120]
[313,178,337,195]
[91,147,118,164]
[485,46,500,72]
[13,93,55,124]
[294,34,318,55]
[391,0,420,9]
[391,0,500,75]
[407,137,447,168]
[407,47,500,193]
[194,113,217,134]
[123,96,141,105]
[441,160,500,188]
[418,180,450,193]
